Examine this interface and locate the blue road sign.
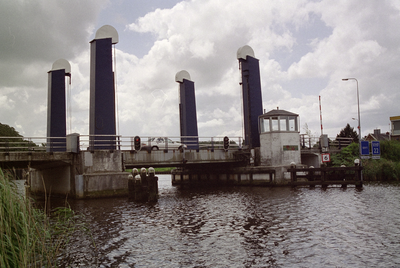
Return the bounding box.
[361,140,370,156]
[371,141,381,159]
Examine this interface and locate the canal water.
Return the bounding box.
[44,176,399,267]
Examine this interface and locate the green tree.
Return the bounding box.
[337,123,359,143]
[0,123,22,137]
[0,123,36,150]
[0,123,24,148]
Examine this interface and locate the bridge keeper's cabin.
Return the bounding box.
[258,109,301,168]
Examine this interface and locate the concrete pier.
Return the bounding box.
[28,150,130,199]
[17,146,244,199]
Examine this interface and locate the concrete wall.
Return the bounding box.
[29,165,71,196]
[123,149,238,168]
[259,132,301,166]
[79,172,129,198]
[29,150,127,198]
[301,153,321,168]
[82,150,123,173]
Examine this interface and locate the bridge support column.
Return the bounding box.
[47,59,71,152]
[237,46,263,149]
[89,25,119,150]
[176,70,199,150]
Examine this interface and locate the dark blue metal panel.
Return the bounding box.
[239,55,263,148]
[89,38,116,150]
[179,79,199,150]
[47,69,66,152]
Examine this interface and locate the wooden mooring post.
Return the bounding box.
[288,165,362,188]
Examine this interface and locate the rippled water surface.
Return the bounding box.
[52,176,400,267]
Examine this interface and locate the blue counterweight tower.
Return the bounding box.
[237,45,263,149]
[89,25,118,150]
[176,71,199,150]
[47,59,71,152]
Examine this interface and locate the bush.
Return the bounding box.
[362,158,399,181]
[331,142,359,167]
[381,140,400,162]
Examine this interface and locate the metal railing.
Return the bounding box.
[0,136,66,152]
[300,134,354,150]
[0,135,244,152]
[79,135,244,152]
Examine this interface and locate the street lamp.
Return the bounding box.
[342,77,363,181]
[342,78,361,140]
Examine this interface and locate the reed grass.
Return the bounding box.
[0,168,84,267]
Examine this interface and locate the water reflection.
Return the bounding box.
[50,177,400,267]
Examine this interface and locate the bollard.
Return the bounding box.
[128,174,135,199]
[134,174,147,202]
[129,167,159,202]
[148,167,159,202]
[140,167,148,186]
[132,168,139,177]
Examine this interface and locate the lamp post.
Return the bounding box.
[342,77,363,181]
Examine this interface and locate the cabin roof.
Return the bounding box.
[259,109,298,118]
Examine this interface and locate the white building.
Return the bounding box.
[258,108,301,168]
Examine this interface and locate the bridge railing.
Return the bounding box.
[0,135,244,152]
[0,136,66,152]
[78,135,244,152]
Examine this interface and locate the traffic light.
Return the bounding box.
[223,136,229,150]
[134,136,141,151]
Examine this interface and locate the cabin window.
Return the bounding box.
[271,117,279,131]
[261,118,270,132]
[259,115,299,133]
[280,118,287,131]
[288,116,298,131]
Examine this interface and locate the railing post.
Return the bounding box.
[148,137,152,153]
[28,138,33,151]
[211,137,214,152]
[5,140,9,154]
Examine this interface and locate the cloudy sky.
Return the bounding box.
[1,0,399,141]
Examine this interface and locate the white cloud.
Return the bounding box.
[1,0,400,141]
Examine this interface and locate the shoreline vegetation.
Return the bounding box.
[0,169,89,267]
[330,140,400,181]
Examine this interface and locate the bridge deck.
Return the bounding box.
[0,151,74,169]
[0,149,247,170]
[123,149,245,168]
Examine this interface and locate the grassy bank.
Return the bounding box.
[0,169,82,267]
[126,167,175,174]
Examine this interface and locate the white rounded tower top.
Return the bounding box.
[175,70,191,82]
[95,25,119,44]
[51,59,71,73]
[237,45,255,60]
